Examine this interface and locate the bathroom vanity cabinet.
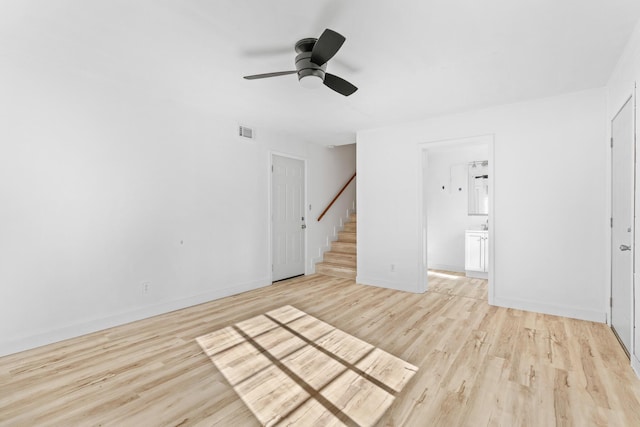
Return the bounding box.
[465,230,488,278]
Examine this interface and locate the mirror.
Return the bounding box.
[468,160,489,215]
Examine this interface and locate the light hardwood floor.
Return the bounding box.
[1,272,640,426]
[196,305,417,426]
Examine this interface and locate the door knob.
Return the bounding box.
[619,244,631,251]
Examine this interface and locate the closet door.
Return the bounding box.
[611,95,634,356]
[272,155,306,281]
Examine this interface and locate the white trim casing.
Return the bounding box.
[417,134,496,301]
[632,354,640,378]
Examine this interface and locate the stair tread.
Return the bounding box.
[331,243,356,254]
[316,262,356,279]
[325,251,356,258]
[325,251,356,257]
[322,253,357,268]
[317,261,356,269]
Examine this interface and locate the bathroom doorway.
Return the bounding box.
[419,135,494,303]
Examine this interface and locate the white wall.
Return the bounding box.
[0,55,355,356]
[357,88,608,322]
[425,145,489,272]
[607,19,640,375]
[608,20,640,115]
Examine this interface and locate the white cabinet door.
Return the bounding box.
[482,235,489,273]
[465,231,488,273]
[465,232,484,271]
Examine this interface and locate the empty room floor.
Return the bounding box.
[1,272,640,426]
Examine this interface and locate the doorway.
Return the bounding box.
[419,135,495,303]
[271,154,306,282]
[611,94,635,357]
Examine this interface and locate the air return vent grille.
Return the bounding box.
[238,125,254,139]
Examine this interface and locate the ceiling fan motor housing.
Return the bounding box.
[296,52,327,81]
[294,38,326,82]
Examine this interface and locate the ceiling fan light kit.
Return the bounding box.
[295,40,327,89]
[243,29,358,96]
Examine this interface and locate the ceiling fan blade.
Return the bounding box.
[323,73,358,96]
[310,29,345,66]
[243,71,297,80]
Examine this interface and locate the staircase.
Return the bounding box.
[315,213,357,279]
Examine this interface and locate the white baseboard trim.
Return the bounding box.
[0,277,271,358]
[465,270,488,279]
[632,355,640,379]
[492,296,606,323]
[356,275,422,294]
[309,257,320,274]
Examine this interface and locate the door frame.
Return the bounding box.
[417,134,495,303]
[268,151,309,282]
[634,83,640,375]
[610,92,635,356]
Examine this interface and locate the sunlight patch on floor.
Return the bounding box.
[428,270,464,280]
[197,305,417,426]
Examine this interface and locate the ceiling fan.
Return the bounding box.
[243,29,358,97]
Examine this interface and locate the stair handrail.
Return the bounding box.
[317,172,356,221]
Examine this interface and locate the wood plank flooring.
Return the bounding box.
[1,272,640,426]
[196,305,417,426]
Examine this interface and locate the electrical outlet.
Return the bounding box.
[143,283,150,294]
[390,264,395,272]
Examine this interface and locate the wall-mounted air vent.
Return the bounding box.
[238,125,254,139]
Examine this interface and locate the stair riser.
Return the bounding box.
[343,223,357,232]
[338,232,356,243]
[324,253,356,267]
[316,265,356,279]
[331,242,356,254]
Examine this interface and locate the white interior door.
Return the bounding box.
[611,95,634,356]
[272,155,305,282]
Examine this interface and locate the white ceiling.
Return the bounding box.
[2,0,640,145]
